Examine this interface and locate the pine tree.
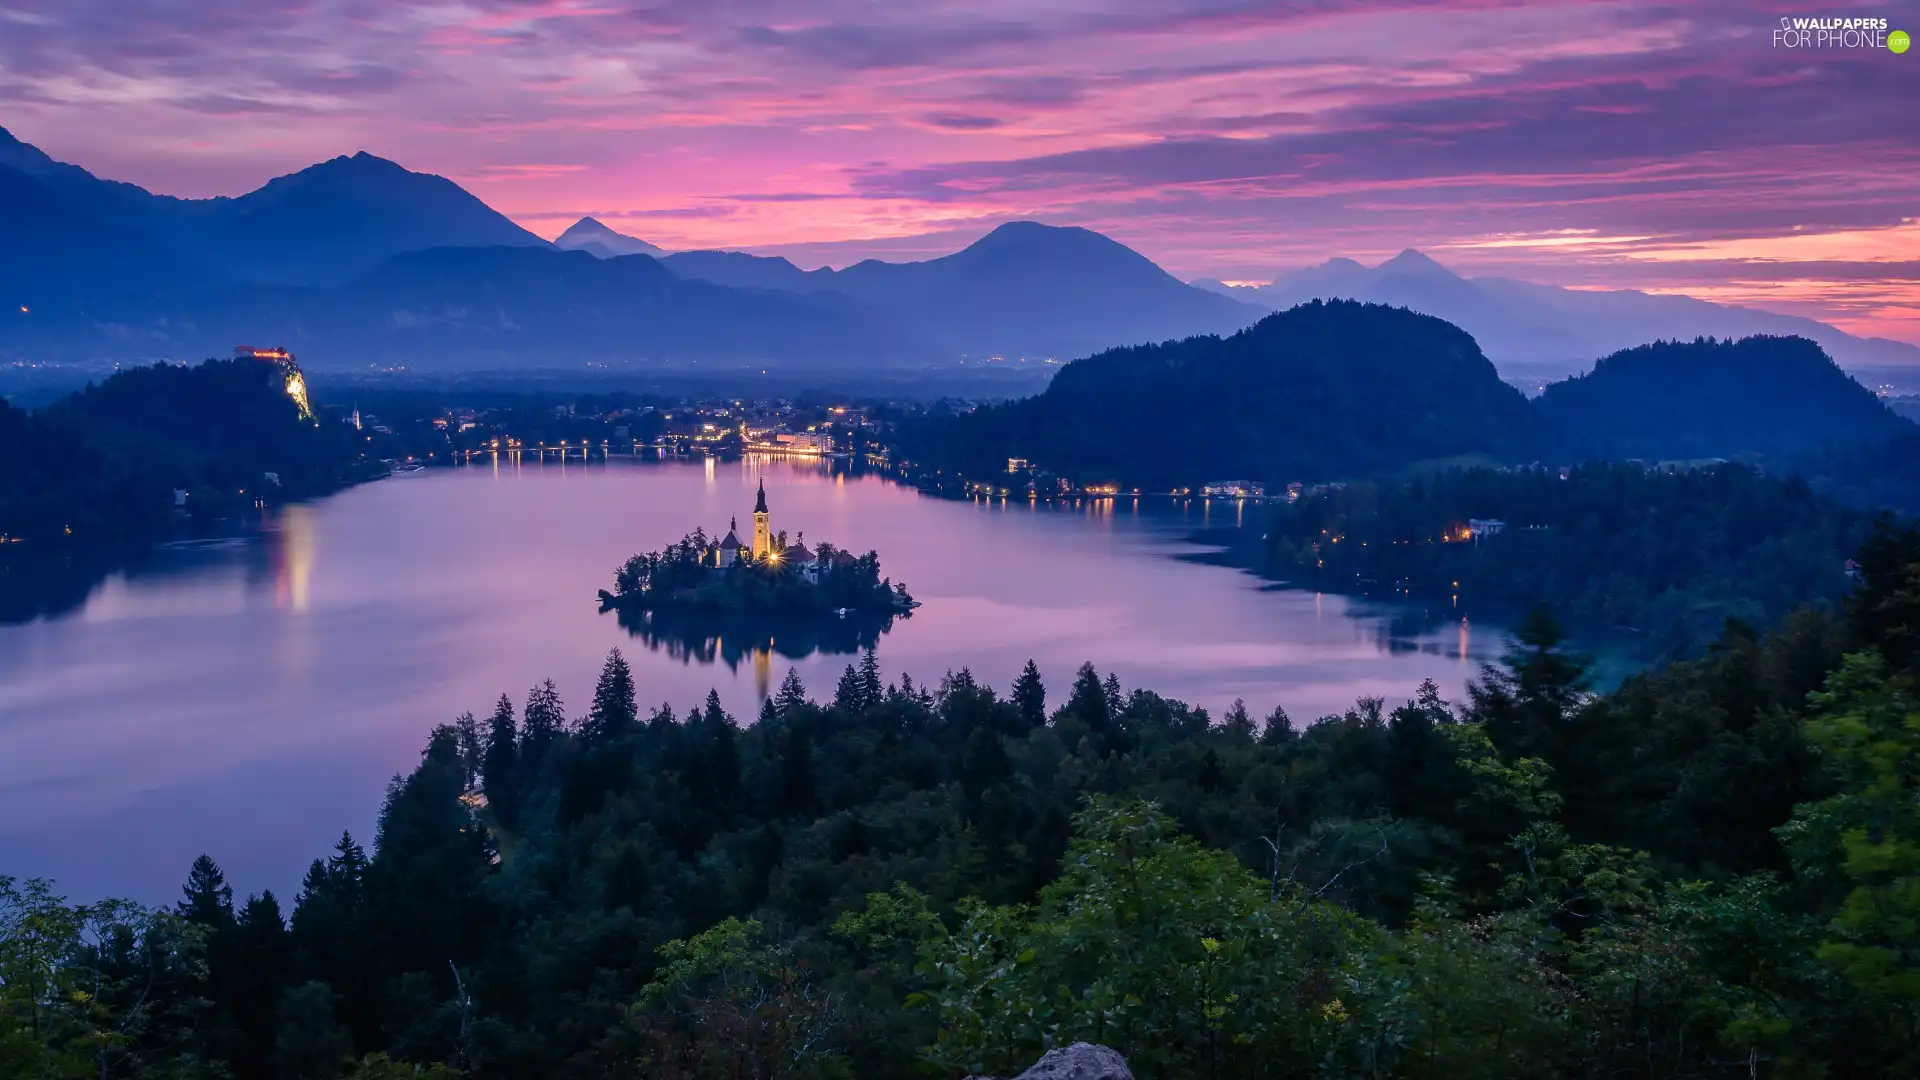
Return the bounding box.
[522,679,566,755]
[1013,659,1047,728]
[775,668,808,718]
[481,694,519,826]
[232,891,292,1080]
[859,648,883,706]
[1260,705,1296,746]
[835,663,867,713]
[703,691,741,809]
[1468,605,1592,763]
[584,648,638,743]
[179,853,235,928]
[1102,672,1125,721]
[1066,662,1110,731]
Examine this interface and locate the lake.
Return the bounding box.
[0,455,1507,903]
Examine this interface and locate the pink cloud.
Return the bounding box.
[0,0,1914,342]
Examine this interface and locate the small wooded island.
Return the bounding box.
[598,480,916,615]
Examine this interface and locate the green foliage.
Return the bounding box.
[16,530,1920,1078]
[1781,653,1920,1037]
[0,877,215,1080]
[634,918,844,1080]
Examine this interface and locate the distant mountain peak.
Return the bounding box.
[1375,248,1454,277]
[555,216,665,258]
[971,220,1104,248]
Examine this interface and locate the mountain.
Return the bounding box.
[661,249,832,293]
[191,153,548,284]
[662,221,1262,359]
[898,299,1533,488]
[0,128,546,286]
[1198,250,1920,373]
[1535,335,1913,461]
[3,244,927,367]
[554,217,667,259]
[0,162,218,310]
[0,125,199,240]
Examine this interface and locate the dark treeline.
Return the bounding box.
[0,357,379,621]
[1268,462,1877,656]
[0,357,374,547]
[8,523,1920,1078]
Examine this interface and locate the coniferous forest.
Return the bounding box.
[6,522,1920,1079]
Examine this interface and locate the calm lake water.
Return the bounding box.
[0,456,1507,903]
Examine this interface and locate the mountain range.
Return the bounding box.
[0,127,1256,369]
[2,124,1913,378]
[1193,250,1920,373]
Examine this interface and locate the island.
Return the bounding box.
[597,480,916,616]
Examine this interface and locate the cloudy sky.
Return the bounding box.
[3,0,1917,342]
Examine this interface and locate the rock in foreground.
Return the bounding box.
[969,1043,1134,1080]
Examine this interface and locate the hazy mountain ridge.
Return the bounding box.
[0,131,1255,367]
[2,126,1906,378]
[0,128,545,286]
[1195,250,1920,372]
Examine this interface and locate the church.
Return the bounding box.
[709,480,848,582]
[709,480,770,568]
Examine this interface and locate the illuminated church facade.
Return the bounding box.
[709,480,842,581]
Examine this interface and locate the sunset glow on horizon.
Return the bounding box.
[5,0,1916,342]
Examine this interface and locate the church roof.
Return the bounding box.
[786,542,813,562]
[754,479,768,514]
[719,531,742,550]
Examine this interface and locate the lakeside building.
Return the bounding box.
[1202,480,1266,498]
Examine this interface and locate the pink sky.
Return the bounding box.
[4,0,1917,342]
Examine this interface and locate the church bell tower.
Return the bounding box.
[752,480,771,559]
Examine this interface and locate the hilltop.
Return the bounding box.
[896,299,1533,489]
[1535,335,1910,460]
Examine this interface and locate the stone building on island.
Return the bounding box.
[706,480,853,582]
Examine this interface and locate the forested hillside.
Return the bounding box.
[894,324,1913,492]
[1534,335,1910,461]
[1267,462,1876,655]
[896,300,1533,488]
[8,523,1920,1079]
[0,357,369,548]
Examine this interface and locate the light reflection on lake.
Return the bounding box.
[0,456,1506,901]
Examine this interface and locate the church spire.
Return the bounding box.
[752,479,771,559]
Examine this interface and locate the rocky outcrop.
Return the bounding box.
[968,1043,1134,1080]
